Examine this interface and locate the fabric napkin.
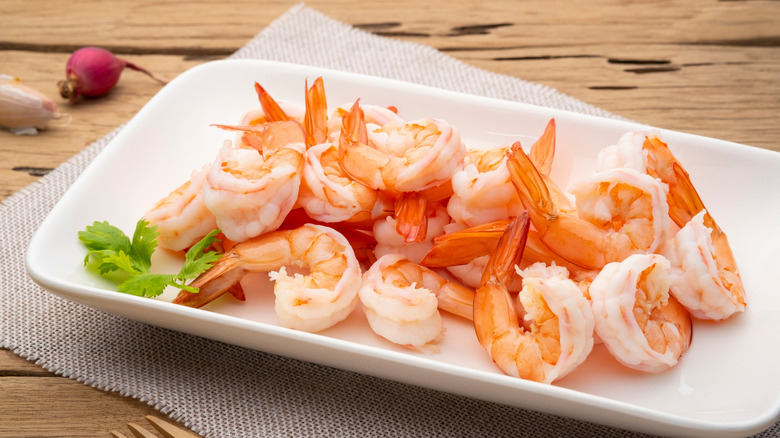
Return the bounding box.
[2,4,776,437]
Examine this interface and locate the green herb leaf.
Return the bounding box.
[78,218,222,298]
[178,229,222,281]
[78,221,133,273]
[129,218,158,273]
[118,272,175,297]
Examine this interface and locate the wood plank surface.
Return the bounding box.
[2,0,779,436]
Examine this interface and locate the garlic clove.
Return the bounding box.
[1,74,69,134]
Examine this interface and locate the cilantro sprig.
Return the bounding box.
[78,219,221,298]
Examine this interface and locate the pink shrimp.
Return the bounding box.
[144,165,217,251]
[359,254,475,353]
[174,224,362,333]
[589,253,693,372]
[507,141,670,270]
[474,214,595,383]
[202,121,306,242]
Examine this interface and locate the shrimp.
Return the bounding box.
[421,219,586,289]
[598,132,746,320]
[298,142,394,223]
[338,100,463,242]
[661,210,746,320]
[447,144,525,227]
[589,253,692,373]
[232,82,305,148]
[145,165,218,251]
[447,119,571,227]
[338,99,465,193]
[359,254,474,352]
[596,130,654,173]
[474,214,595,383]
[374,201,450,264]
[642,137,744,317]
[325,101,404,146]
[507,142,670,270]
[201,121,306,242]
[173,224,362,333]
[296,81,394,223]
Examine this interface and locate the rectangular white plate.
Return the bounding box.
[25,59,780,437]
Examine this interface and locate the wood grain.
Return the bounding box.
[1,0,778,436]
[0,350,197,437]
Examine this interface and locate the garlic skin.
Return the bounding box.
[1,74,67,135]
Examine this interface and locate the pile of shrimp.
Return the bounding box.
[145,77,746,384]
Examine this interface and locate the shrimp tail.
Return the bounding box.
[506,141,557,225]
[435,282,475,321]
[473,215,531,369]
[304,77,328,148]
[254,81,289,122]
[480,212,530,287]
[172,253,244,308]
[528,118,556,176]
[211,121,305,155]
[395,191,429,243]
[338,99,389,188]
[420,219,509,267]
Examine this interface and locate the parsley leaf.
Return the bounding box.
[78,221,133,274]
[177,229,222,281]
[78,219,221,298]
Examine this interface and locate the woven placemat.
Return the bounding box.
[2,4,776,437]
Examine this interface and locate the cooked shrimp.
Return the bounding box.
[338,99,465,193]
[447,119,572,227]
[338,100,463,242]
[589,253,692,372]
[174,224,362,332]
[299,142,393,223]
[231,82,305,148]
[325,101,403,146]
[474,214,595,383]
[643,137,744,312]
[661,210,746,320]
[596,130,654,173]
[507,142,670,270]
[421,219,586,289]
[202,121,306,242]
[296,81,394,223]
[447,144,525,227]
[145,165,218,251]
[359,254,474,352]
[374,201,449,264]
[598,132,746,319]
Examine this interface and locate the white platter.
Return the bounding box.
[25,59,780,437]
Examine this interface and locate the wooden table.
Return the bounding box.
[2,1,778,436]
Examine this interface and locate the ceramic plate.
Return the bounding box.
[25,60,780,437]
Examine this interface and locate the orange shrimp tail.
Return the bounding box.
[254,81,289,122]
[172,254,244,308]
[212,121,305,155]
[667,162,711,229]
[642,136,707,228]
[506,141,557,228]
[473,280,522,351]
[337,99,368,159]
[528,118,556,176]
[304,77,328,148]
[227,283,246,301]
[420,219,510,267]
[394,191,429,243]
[480,212,530,287]
[436,282,475,321]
